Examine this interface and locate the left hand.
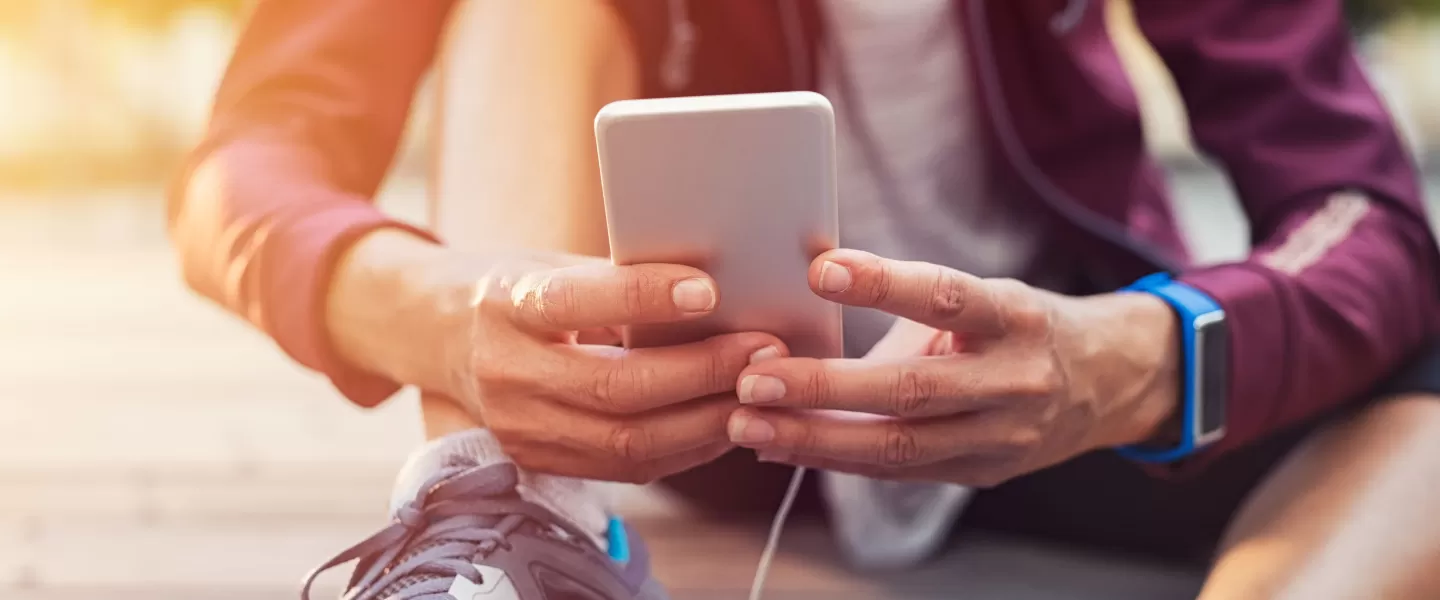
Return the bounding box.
[726,249,1183,486]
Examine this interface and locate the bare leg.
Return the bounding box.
[418,0,639,443]
[1200,394,1440,599]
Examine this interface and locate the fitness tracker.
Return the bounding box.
[1115,273,1229,463]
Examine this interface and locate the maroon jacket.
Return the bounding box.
[169,0,1439,464]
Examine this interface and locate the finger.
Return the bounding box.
[737,354,1052,418]
[550,332,786,414]
[510,263,720,332]
[757,452,1010,487]
[726,408,960,468]
[726,408,1021,468]
[563,393,742,461]
[808,249,1006,337]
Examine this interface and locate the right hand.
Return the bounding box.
[437,252,787,483]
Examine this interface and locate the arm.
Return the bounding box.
[173,0,781,483]
[171,0,645,408]
[326,0,643,408]
[715,2,1440,484]
[1133,0,1440,456]
[168,0,453,406]
[328,0,641,401]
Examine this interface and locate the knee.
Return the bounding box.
[1316,392,1440,457]
[1201,393,1440,600]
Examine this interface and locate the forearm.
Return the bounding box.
[326,228,475,399]
[1182,195,1440,456]
[312,0,640,410]
[169,140,438,379]
[169,0,453,405]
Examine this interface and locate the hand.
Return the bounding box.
[328,232,786,483]
[725,249,1179,486]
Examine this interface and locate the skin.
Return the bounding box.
[1199,393,1440,600]
[316,0,1440,593]
[725,249,1180,485]
[324,0,789,484]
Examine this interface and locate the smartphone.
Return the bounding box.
[595,92,843,359]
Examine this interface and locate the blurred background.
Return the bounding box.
[1,1,1438,599]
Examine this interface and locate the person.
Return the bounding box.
[169,0,1440,598]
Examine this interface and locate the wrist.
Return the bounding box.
[326,228,475,397]
[1081,292,1182,448]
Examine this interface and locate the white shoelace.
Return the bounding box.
[747,466,807,600]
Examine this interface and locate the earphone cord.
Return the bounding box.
[747,466,807,600]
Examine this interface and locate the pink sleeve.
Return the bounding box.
[168,0,453,406]
[1135,0,1440,464]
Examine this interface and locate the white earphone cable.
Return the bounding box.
[747,466,807,600]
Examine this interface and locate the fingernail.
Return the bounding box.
[739,375,786,404]
[672,279,716,313]
[728,413,776,445]
[818,261,852,293]
[749,345,782,365]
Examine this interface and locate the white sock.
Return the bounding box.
[388,429,611,552]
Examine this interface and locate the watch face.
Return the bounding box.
[1196,315,1228,437]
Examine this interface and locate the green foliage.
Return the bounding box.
[1347,0,1440,31]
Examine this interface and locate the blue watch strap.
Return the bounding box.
[1115,273,1225,463]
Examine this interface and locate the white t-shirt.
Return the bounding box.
[818,0,1041,355]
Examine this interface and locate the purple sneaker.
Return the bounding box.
[301,461,667,600]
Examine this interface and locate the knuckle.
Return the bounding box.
[890,366,937,417]
[512,272,563,328]
[927,269,970,322]
[879,424,924,468]
[795,424,825,456]
[532,275,568,328]
[589,368,623,412]
[1016,358,1063,397]
[991,278,1048,333]
[605,423,655,462]
[590,357,656,413]
[551,276,583,327]
[623,270,663,318]
[867,262,896,306]
[700,339,732,391]
[800,367,832,410]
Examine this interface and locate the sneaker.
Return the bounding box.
[820,471,973,570]
[301,461,668,600]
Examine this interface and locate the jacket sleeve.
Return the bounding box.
[167,0,452,406]
[1132,0,1440,458]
